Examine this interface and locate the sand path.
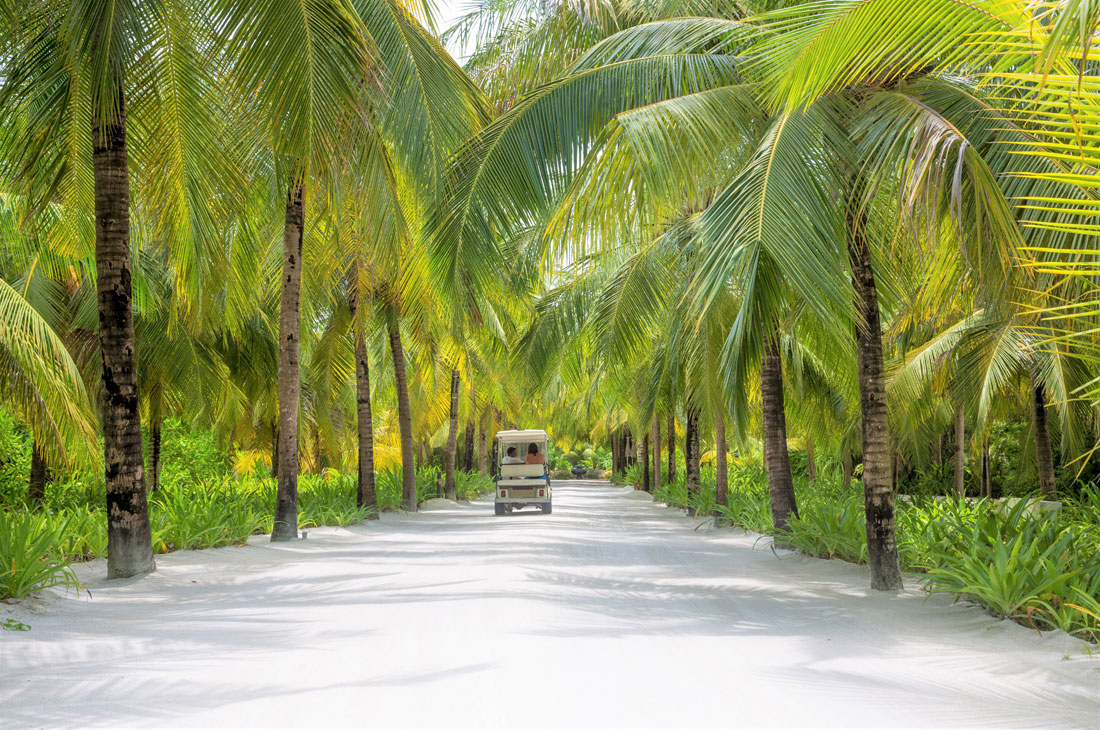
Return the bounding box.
[2,481,1098,729]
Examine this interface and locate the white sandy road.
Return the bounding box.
[1,481,1097,730]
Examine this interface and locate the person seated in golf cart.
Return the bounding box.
[502,446,524,464]
[525,443,546,465]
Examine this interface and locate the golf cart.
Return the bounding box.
[495,429,552,515]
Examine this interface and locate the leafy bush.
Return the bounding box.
[0,511,82,599]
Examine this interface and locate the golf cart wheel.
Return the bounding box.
[494,503,506,516]
[541,501,552,514]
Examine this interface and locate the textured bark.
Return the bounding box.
[1030,371,1057,500]
[954,404,965,498]
[444,368,460,501]
[388,316,416,511]
[641,433,650,491]
[715,411,728,510]
[490,437,499,480]
[350,290,377,515]
[806,435,817,483]
[667,414,676,483]
[93,90,155,577]
[848,200,903,591]
[684,400,700,515]
[28,441,47,505]
[650,416,661,493]
[761,322,798,537]
[272,183,304,542]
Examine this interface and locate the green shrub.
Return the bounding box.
[0,511,82,599]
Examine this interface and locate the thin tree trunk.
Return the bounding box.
[641,433,650,491]
[842,450,853,488]
[350,285,376,515]
[272,182,304,542]
[981,437,991,498]
[715,410,728,512]
[1030,370,1057,500]
[463,382,475,471]
[806,435,817,483]
[478,407,488,476]
[271,424,279,480]
[149,416,162,493]
[934,432,943,467]
[667,413,676,483]
[761,321,798,537]
[651,416,661,493]
[444,368,459,501]
[954,403,965,498]
[685,399,700,515]
[93,89,155,576]
[28,441,47,505]
[848,199,903,591]
[388,315,416,511]
[490,435,499,479]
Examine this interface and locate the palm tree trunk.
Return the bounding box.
[715,410,728,511]
[685,399,700,515]
[93,89,155,577]
[842,450,853,488]
[847,203,903,591]
[761,321,798,537]
[806,435,817,483]
[350,295,377,515]
[981,437,991,498]
[641,432,650,491]
[28,441,47,505]
[444,368,459,501]
[478,408,488,476]
[463,382,475,471]
[149,417,162,493]
[388,315,416,512]
[271,424,278,480]
[651,416,661,493]
[271,182,304,542]
[667,413,676,483]
[1030,370,1057,499]
[954,404,965,498]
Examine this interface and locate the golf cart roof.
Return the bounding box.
[496,429,548,443]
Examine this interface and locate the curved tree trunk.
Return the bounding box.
[761,321,798,537]
[954,404,966,498]
[388,315,416,512]
[272,182,304,542]
[715,410,728,515]
[349,284,377,516]
[93,90,155,577]
[444,368,459,501]
[1030,370,1057,500]
[848,201,903,591]
[684,400,700,515]
[28,441,47,505]
[651,416,661,493]
[667,413,676,483]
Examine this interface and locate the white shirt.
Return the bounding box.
[502,455,524,464]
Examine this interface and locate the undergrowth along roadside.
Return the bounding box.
[0,467,495,600]
[645,461,1100,644]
